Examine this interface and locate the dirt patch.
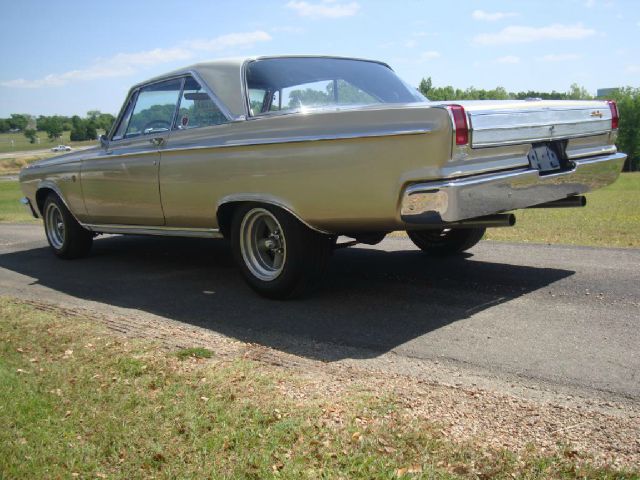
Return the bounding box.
[21,298,640,469]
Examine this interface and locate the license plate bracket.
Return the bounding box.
[528,144,561,173]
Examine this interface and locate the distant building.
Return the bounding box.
[597,87,619,98]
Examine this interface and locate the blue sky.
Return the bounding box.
[1,0,638,116]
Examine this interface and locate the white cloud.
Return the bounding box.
[627,65,640,73]
[420,51,441,60]
[405,40,417,48]
[473,24,596,46]
[584,0,596,7]
[538,53,582,62]
[472,10,517,21]
[1,31,271,88]
[496,55,520,64]
[285,1,360,18]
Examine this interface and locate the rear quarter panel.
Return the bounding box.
[159,105,452,232]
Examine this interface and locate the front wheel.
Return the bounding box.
[231,204,332,299]
[407,227,486,257]
[43,193,93,259]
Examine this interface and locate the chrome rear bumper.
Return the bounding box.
[400,152,626,224]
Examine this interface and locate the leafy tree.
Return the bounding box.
[96,113,115,132]
[23,128,37,144]
[8,113,29,131]
[513,90,568,100]
[418,77,432,97]
[39,116,64,141]
[0,119,9,133]
[608,87,640,171]
[568,83,593,100]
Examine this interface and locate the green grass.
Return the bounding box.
[0,297,637,479]
[0,180,37,223]
[175,347,214,360]
[0,130,98,154]
[484,173,640,248]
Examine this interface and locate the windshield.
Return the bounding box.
[245,57,425,116]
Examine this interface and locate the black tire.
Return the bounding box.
[43,193,93,259]
[230,204,332,299]
[407,227,486,257]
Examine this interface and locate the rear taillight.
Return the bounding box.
[607,100,619,130]
[447,104,469,145]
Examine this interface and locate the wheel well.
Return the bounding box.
[35,188,56,216]
[216,202,243,238]
[216,201,328,238]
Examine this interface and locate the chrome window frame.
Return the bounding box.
[172,74,230,131]
[108,70,236,143]
[121,77,184,140]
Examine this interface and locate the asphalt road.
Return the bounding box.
[1,224,638,400]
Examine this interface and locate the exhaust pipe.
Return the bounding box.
[527,195,587,209]
[437,213,516,229]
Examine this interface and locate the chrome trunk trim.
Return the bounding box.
[469,106,613,148]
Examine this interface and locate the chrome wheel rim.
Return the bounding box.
[45,203,65,250]
[240,208,286,282]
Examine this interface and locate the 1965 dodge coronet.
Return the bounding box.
[19,56,626,298]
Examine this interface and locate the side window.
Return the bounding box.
[125,79,182,138]
[111,93,136,141]
[248,89,267,115]
[174,76,228,130]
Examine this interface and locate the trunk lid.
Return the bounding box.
[434,99,614,148]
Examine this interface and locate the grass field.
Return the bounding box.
[0,130,99,154]
[484,173,640,248]
[0,152,55,176]
[1,173,638,248]
[1,297,635,479]
[0,180,38,223]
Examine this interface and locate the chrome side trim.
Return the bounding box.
[160,128,431,155]
[217,194,331,235]
[400,152,627,224]
[81,223,223,239]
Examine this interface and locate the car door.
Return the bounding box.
[158,75,232,227]
[81,78,182,226]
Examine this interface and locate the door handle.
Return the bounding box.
[149,137,165,147]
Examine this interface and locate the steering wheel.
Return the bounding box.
[142,119,171,133]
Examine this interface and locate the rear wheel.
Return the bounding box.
[43,193,93,259]
[231,204,332,299]
[407,227,486,257]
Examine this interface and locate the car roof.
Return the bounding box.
[130,55,391,119]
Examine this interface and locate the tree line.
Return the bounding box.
[418,78,639,171]
[0,111,115,144]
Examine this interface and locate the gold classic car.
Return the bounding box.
[19,56,626,298]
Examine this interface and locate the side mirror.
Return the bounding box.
[99,134,109,149]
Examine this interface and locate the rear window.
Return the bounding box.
[245,58,424,116]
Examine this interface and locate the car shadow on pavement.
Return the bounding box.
[0,235,574,361]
